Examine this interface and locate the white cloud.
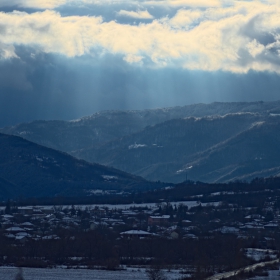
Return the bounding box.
[144,0,221,7]
[0,0,221,9]
[124,54,144,63]
[246,39,265,58]
[117,10,154,19]
[169,9,202,28]
[0,0,67,9]
[0,43,18,59]
[1,1,280,73]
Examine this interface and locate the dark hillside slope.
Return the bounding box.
[74,113,263,182]
[0,133,160,199]
[2,101,280,185]
[0,177,19,199]
[2,101,280,153]
[185,119,280,182]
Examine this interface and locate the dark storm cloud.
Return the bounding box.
[0,58,32,91]
[0,45,280,128]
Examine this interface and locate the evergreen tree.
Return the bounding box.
[5,199,11,214]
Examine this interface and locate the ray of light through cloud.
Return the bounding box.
[0,0,280,126]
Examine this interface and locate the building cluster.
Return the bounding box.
[0,196,280,246]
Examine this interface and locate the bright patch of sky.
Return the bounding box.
[0,0,280,73]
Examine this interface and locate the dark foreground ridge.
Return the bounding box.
[0,133,164,200]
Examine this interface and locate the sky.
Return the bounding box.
[0,0,280,127]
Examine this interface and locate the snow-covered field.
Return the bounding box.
[0,267,183,280]
[244,248,278,262]
[251,269,280,280]
[0,201,221,213]
[0,200,220,212]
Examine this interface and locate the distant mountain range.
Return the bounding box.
[3,101,280,153]
[0,133,162,200]
[72,113,265,183]
[2,101,280,184]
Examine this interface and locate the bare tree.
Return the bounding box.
[146,266,166,280]
[15,267,24,280]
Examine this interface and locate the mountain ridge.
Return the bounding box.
[183,119,280,182]
[2,101,280,153]
[2,101,280,184]
[73,112,267,182]
[0,133,163,199]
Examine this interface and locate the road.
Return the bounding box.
[206,258,279,280]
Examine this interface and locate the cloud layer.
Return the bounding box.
[117,10,154,19]
[1,1,280,73]
[0,0,67,9]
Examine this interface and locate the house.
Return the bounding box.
[90,207,107,216]
[170,231,179,239]
[264,223,278,229]
[1,214,14,219]
[122,210,137,216]
[182,219,192,225]
[42,234,60,240]
[15,235,27,244]
[6,227,26,233]
[40,207,54,214]
[90,221,99,230]
[183,234,198,240]
[244,214,265,221]
[18,207,33,215]
[20,222,34,228]
[120,230,152,239]
[148,215,170,226]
